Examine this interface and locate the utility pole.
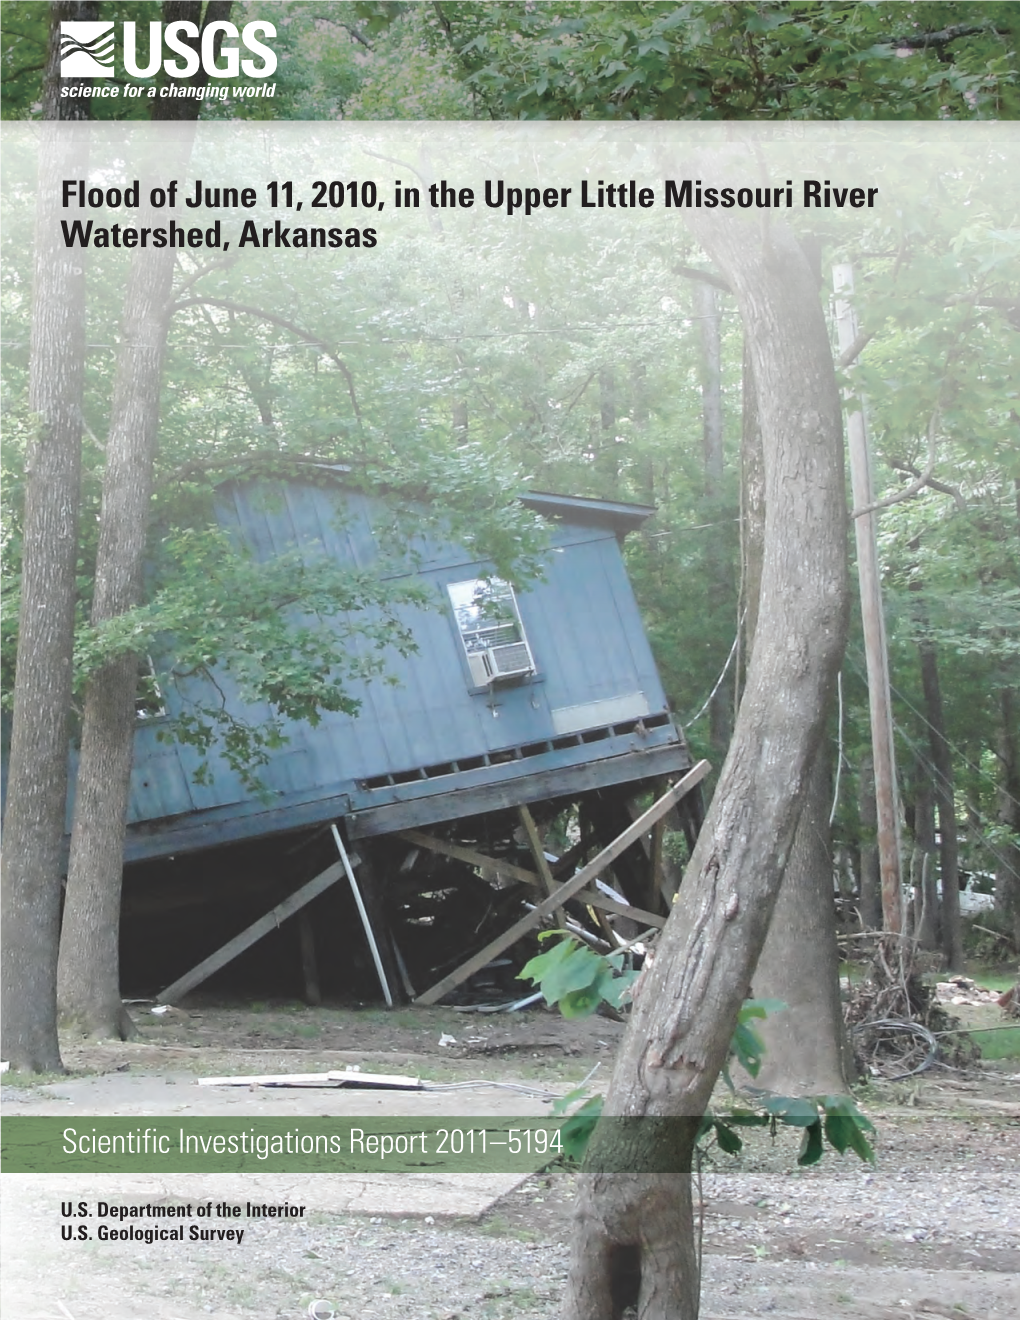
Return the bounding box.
[833,265,903,934]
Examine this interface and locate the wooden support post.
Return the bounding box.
[297,909,321,1006]
[332,824,394,1007]
[650,816,667,907]
[517,803,568,930]
[415,761,709,1005]
[159,860,345,1005]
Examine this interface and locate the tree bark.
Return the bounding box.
[750,748,847,1095]
[563,183,848,1320]
[697,280,733,756]
[857,751,883,929]
[910,775,939,952]
[917,638,964,970]
[737,314,846,1099]
[0,1,95,1073]
[994,685,1020,948]
[56,2,232,1037]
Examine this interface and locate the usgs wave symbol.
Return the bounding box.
[60,22,115,78]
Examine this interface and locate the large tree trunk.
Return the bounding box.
[750,749,847,1095]
[56,3,232,1038]
[736,309,845,1099]
[563,185,848,1320]
[56,175,181,1038]
[0,1,95,1073]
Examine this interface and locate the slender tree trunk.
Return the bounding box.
[563,180,848,1320]
[697,281,733,755]
[994,686,1020,948]
[0,1,95,1073]
[57,3,232,1037]
[917,638,964,970]
[595,365,619,493]
[911,775,939,952]
[857,751,882,929]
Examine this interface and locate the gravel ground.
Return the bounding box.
[2,1007,1017,1319]
[4,1088,1018,1320]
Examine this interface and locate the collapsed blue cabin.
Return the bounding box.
[123,477,695,862]
[77,475,704,1005]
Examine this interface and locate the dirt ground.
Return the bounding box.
[2,998,1018,1320]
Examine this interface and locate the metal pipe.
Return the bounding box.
[331,823,393,1008]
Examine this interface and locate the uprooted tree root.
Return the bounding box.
[844,937,980,1079]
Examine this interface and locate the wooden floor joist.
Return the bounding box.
[398,829,666,928]
[414,760,709,1005]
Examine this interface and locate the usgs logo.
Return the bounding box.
[60,20,277,80]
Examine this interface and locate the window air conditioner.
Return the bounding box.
[481,641,534,681]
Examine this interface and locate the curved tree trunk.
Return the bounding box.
[0,1,95,1072]
[737,309,846,1099]
[562,170,849,1320]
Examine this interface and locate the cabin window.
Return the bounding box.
[135,656,167,720]
[447,578,535,685]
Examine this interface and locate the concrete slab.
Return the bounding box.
[2,1068,561,1217]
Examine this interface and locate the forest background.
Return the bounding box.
[1,6,1018,1318]
[3,2,1017,979]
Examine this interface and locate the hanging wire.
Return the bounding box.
[682,608,746,729]
[830,670,845,826]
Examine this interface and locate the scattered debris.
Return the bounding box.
[438,1032,457,1047]
[935,976,1007,1007]
[198,1069,423,1090]
[845,943,980,1078]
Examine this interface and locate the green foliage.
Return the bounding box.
[523,937,875,1167]
[520,931,639,1017]
[353,1,1019,121]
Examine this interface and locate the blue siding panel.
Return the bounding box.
[107,479,687,855]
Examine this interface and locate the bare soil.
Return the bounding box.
[2,999,1018,1320]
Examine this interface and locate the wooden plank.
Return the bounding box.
[159,860,345,1005]
[517,804,568,929]
[396,830,540,886]
[348,742,696,839]
[576,889,666,929]
[198,1069,422,1089]
[120,741,694,861]
[415,760,709,1005]
[650,816,667,910]
[297,909,321,1005]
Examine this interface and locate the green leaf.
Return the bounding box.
[713,1120,744,1155]
[798,1121,825,1166]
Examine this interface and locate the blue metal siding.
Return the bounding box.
[113,480,681,847]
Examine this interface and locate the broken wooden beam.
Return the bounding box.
[159,860,346,1005]
[396,829,539,885]
[517,803,568,929]
[415,760,709,1005]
